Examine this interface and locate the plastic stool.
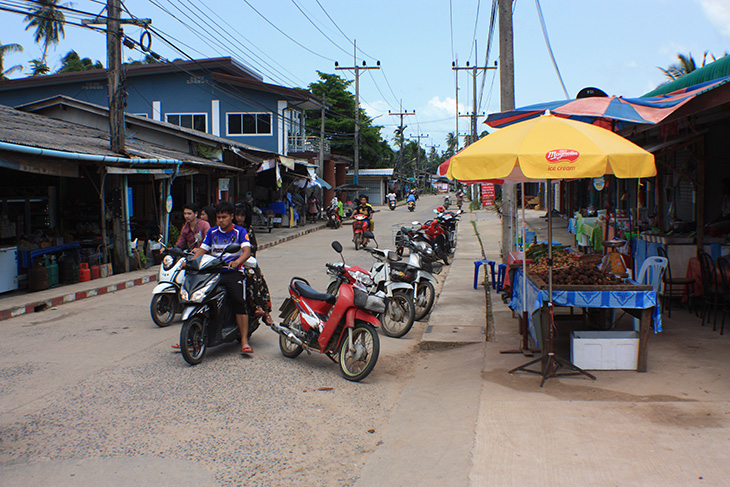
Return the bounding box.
[473,260,496,289]
[496,264,507,292]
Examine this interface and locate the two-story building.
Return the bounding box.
[0,56,324,157]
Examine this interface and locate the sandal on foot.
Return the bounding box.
[241,345,254,354]
[171,343,181,350]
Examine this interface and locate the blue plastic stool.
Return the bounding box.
[473,260,496,289]
[496,264,507,292]
[537,240,562,246]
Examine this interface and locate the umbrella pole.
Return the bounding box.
[501,182,537,356]
[510,179,596,386]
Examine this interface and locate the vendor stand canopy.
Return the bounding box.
[449,113,656,386]
[485,76,730,132]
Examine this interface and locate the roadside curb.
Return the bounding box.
[0,223,330,322]
[0,274,158,322]
[257,223,328,250]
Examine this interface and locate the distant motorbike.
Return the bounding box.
[150,242,187,327]
[271,241,383,382]
[178,244,260,365]
[443,195,450,209]
[352,213,370,249]
[407,200,415,212]
[326,202,342,229]
[388,199,396,211]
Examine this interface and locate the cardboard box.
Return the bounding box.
[571,330,639,370]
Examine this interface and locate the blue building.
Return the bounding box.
[0,57,322,155]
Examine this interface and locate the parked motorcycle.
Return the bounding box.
[443,195,451,209]
[388,199,396,211]
[352,213,370,250]
[407,200,415,212]
[390,237,441,321]
[150,243,187,327]
[271,241,383,382]
[327,233,416,338]
[178,244,259,365]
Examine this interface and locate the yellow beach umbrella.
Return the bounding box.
[447,113,655,182]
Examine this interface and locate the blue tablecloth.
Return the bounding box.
[509,269,662,343]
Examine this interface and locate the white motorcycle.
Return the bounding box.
[150,245,187,327]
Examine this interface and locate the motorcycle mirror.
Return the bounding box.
[331,241,343,253]
[433,209,439,214]
[223,243,241,254]
[411,221,420,226]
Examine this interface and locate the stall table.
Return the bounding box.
[509,269,661,372]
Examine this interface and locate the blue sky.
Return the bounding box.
[2,0,729,152]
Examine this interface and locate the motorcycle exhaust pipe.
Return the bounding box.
[270,322,313,355]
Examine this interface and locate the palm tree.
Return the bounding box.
[659,52,707,81]
[0,40,24,80]
[29,59,50,76]
[24,0,69,63]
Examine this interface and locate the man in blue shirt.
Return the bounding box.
[192,201,253,354]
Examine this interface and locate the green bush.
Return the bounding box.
[167,224,180,248]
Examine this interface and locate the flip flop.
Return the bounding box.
[241,345,254,354]
[171,343,181,350]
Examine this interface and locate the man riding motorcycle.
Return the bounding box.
[353,194,374,231]
[190,201,253,354]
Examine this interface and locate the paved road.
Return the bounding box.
[0,195,449,487]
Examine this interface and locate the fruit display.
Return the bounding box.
[528,251,580,275]
[534,262,625,286]
[525,243,566,263]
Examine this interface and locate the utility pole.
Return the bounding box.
[454,55,459,150]
[388,105,414,177]
[318,93,326,179]
[335,40,380,185]
[84,2,150,154]
[452,44,496,144]
[500,0,516,261]
[409,133,429,187]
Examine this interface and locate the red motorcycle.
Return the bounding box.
[352,213,370,249]
[270,241,384,381]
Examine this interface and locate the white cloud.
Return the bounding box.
[698,0,730,37]
[424,96,467,117]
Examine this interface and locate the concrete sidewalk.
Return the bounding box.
[0,221,327,322]
[357,207,730,486]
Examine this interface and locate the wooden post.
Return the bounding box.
[636,307,652,372]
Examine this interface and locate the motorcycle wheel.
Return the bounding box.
[354,233,362,250]
[442,252,453,266]
[150,294,176,327]
[180,316,207,365]
[335,218,342,229]
[279,308,304,358]
[380,290,415,338]
[326,281,341,298]
[339,321,380,382]
[413,281,436,321]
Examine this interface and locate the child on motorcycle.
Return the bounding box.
[235,203,274,327]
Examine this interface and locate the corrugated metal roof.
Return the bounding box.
[346,168,394,176]
[643,55,730,97]
[0,104,240,171]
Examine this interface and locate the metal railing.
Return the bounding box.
[287,136,330,154]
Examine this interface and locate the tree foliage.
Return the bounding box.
[24,0,69,63]
[29,58,49,76]
[57,50,103,73]
[305,71,393,169]
[0,40,23,80]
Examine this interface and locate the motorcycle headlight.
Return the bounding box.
[191,289,207,302]
[351,270,374,286]
[180,288,189,301]
[162,255,175,270]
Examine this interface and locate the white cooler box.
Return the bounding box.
[571,330,639,370]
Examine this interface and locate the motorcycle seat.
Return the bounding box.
[294,281,337,305]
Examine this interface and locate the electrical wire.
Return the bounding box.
[467,0,482,63]
[534,0,570,99]
[314,0,377,62]
[239,0,336,62]
[477,0,498,112]
[290,0,351,58]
